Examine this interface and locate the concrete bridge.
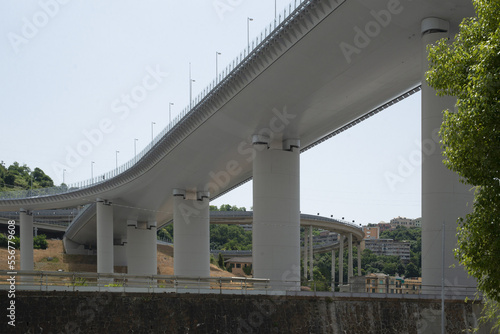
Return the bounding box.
[0,0,476,292]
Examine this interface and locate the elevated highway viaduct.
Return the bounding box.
[0,0,475,291]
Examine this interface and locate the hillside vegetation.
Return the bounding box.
[0,161,54,192]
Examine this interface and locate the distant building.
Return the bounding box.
[378,222,392,233]
[390,216,421,228]
[349,273,421,294]
[362,226,379,240]
[401,277,422,294]
[364,239,411,262]
[366,273,397,293]
[225,257,252,276]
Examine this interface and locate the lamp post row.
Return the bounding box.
[85,13,268,183]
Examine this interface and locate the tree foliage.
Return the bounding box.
[426,0,500,304]
[0,233,47,249]
[158,224,173,242]
[0,161,54,191]
[210,224,252,250]
[405,262,420,278]
[208,204,251,250]
[209,204,246,212]
[33,234,48,250]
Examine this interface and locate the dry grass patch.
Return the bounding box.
[0,240,246,278]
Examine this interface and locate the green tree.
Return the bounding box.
[243,264,252,276]
[32,167,54,188]
[396,263,406,276]
[0,234,20,249]
[33,234,48,250]
[405,262,419,278]
[210,204,246,212]
[217,253,225,269]
[209,224,252,250]
[3,172,15,186]
[426,0,500,307]
[0,162,55,191]
[158,224,173,242]
[383,263,397,276]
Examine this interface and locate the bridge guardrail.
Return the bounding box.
[0,270,279,294]
[0,270,479,300]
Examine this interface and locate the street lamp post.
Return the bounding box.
[216,52,221,84]
[189,63,195,109]
[115,150,119,169]
[63,169,66,184]
[91,161,95,181]
[134,138,138,164]
[151,122,155,145]
[169,103,174,124]
[247,17,254,50]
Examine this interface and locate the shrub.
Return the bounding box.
[243,264,252,276]
[0,233,20,249]
[33,234,48,249]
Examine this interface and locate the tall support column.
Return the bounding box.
[253,137,300,290]
[348,233,353,282]
[357,243,362,276]
[96,199,114,274]
[347,233,354,283]
[303,228,308,279]
[19,209,33,271]
[331,249,336,290]
[126,220,157,275]
[339,234,344,287]
[173,190,210,277]
[421,18,475,294]
[309,225,313,280]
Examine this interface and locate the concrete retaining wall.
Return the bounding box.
[2,291,492,333]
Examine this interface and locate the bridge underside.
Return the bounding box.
[2,0,476,291]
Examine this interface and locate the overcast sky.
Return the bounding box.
[0,0,422,225]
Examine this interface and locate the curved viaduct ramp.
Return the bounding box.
[63,207,363,252]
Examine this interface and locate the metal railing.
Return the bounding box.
[0,270,282,294]
[0,270,480,300]
[300,213,362,229]
[210,249,252,256]
[0,209,79,226]
[0,0,335,201]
